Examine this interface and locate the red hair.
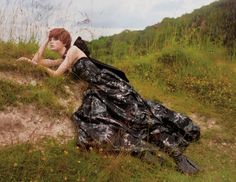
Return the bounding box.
[49,28,71,51]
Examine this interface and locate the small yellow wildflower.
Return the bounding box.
[64,150,68,155]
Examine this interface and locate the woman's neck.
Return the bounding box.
[58,47,67,58]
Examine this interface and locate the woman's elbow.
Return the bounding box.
[51,71,64,77]
[45,68,60,77]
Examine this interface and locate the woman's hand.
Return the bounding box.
[31,31,50,64]
[16,57,38,65]
[16,57,31,62]
[43,31,50,47]
[46,30,51,43]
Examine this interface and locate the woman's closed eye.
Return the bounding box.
[50,37,58,42]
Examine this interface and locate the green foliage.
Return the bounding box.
[0,138,235,182]
[0,79,63,113]
[156,47,236,112]
[0,59,48,77]
[0,58,72,114]
[0,79,22,109]
[157,47,189,66]
[44,76,70,96]
[0,40,59,59]
[0,140,161,182]
[112,45,236,130]
[0,40,38,59]
[0,1,236,181]
[90,0,236,61]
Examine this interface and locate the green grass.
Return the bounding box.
[0,137,235,182]
[0,139,161,182]
[0,59,73,115]
[0,41,236,181]
[0,79,64,114]
[113,46,236,119]
[0,40,59,59]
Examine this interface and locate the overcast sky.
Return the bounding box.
[0,0,216,41]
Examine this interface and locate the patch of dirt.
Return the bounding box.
[0,105,75,147]
[59,80,88,113]
[0,71,42,86]
[0,68,89,148]
[189,113,221,132]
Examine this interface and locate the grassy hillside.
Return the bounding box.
[0,0,236,181]
[90,0,236,61]
[88,0,236,132]
[0,41,235,181]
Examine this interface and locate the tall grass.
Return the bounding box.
[0,0,236,181]
[0,26,236,182]
[113,45,236,132]
[0,0,95,42]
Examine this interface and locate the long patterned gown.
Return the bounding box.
[71,57,200,156]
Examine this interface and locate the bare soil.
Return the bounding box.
[189,113,221,132]
[0,105,75,147]
[0,69,89,147]
[0,107,221,147]
[0,71,43,85]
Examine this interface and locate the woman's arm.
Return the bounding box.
[43,58,69,77]
[43,46,84,77]
[17,57,63,68]
[38,58,63,67]
[17,35,50,65]
[32,39,49,65]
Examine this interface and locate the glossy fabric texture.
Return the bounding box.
[71,57,200,154]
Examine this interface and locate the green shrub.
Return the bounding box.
[157,47,189,66]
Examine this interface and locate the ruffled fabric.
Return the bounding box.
[71,57,200,154]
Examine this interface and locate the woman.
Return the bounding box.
[18,28,86,76]
[18,28,200,174]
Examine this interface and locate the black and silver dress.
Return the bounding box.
[71,57,200,157]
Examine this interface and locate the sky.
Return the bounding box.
[0,0,217,41]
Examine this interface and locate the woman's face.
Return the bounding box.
[49,37,65,52]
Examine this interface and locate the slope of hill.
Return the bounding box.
[0,57,88,146]
[87,0,236,133]
[0,0,236,181]
[0,45,235,181]
[90,0,236,60]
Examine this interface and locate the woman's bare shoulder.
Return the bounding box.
[67,45,79,53]
[65,45,87,66]
[69,45,88,52]
[68,45,87,58]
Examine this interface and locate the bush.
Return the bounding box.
[157,47,189,66]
